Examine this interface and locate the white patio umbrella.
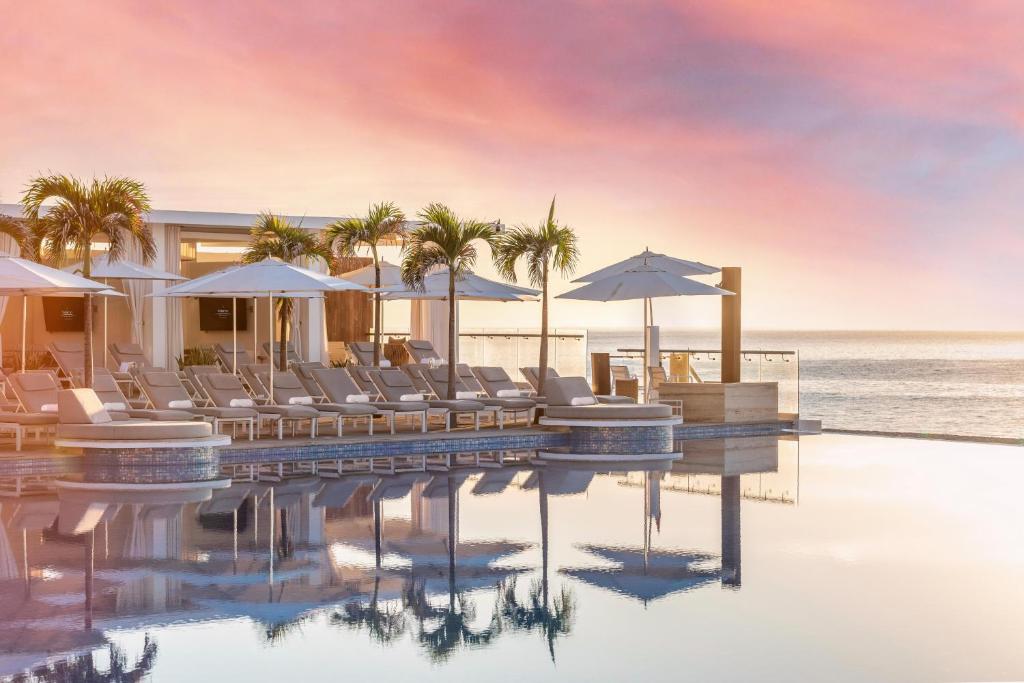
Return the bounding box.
[378,269,539,301]
[0,256,115,371]
[557,264,732,400]
[573,248,719,282]
[155,258,367,396]
[377,268,538,364]
[65,255,186,370]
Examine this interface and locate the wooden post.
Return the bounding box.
[721,267,741,384]
[591,352,611,395]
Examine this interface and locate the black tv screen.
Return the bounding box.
[199,298,248,331]
[42,297,85,332]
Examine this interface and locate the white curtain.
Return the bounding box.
[124,242,147,344]
[299,256,330,362]
[164,226,184,369]
[0,233,20,363]
[411,299,456,362]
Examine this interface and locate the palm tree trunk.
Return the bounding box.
[447,272,457,401]
[278,299,289,372]
[82,245,94,388]
[537,262,550,397]
[372,248,382,367]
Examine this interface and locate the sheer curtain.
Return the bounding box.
[0,233,20,363]
[164,226,184,369]
[124,241,147,344]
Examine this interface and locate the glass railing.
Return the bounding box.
[458,328,588,379]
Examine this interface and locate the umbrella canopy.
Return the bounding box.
[0,256,116,371]
[557,264,732,301]
[156,259,366,386]
[159,258,366,296]
[560,545,719,603]
[64,254,185,281]
[379,268,539,302]
[339,260,403,288]
[0,256,114,295]
[558,264,732,401]
[573,248,719,282]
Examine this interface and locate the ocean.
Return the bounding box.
[586,329,1024,441]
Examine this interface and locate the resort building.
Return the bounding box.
[0,206,397,370]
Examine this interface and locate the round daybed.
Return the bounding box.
[537,378,682,461]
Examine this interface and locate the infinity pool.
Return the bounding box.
[1,434,1022,681]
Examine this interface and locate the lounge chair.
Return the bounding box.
[0,372,63,450]
[55,388,215,444]
[369,368,485,431]
[240,364,273,400]
[108,341,163,371]
[611,365,632,382]
[214,342,254,372]
[454,364,536,427]
[647,365,682,416]
[401,363,434,395]
[183,365,223,402]
[542,376,673,420]
[404,339,442,363]
[262,341,302,369]
[521,366,635,404]
[255,370,380,437]
[472,366,543,401]
[196,371,316,440]
[346,341,389,366]
[92,370,203,422]
[48,340,131,387]
[348,365,383,399]
[292,361,329,400]
[311,366,428,434]
[135,369,258,439]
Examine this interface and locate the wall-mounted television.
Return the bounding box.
[42,297,85,332]
[199,298,248,331]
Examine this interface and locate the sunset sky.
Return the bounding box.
[2,1,1022,330]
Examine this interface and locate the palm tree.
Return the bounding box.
[493,196,579,397]
[401,203,497,399]
[324,202,406,366]
[22,175,154,387]
[242,212,330,372]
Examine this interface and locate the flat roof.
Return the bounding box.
[0,204,346,230]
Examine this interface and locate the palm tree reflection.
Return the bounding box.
[15,635,158,683]
[495,576,575,661]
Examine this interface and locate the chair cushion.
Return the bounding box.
[380,371,415,388]
[544,377,596,406]
[143,372,182,387]
[207,374,242,390]
[58,420,213,440]
[124,409,203,422]
[477,397,536,409]
[188,406,257,419]
[15,373,56,392]
[370,401,429,412]
[50,340,82,354]
[597,395,636,404]
[545,404,673,420]
[478,367,508,382]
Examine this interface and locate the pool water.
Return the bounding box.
[1,434,1022,681]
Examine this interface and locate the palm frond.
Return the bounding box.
[401,204,495,289]
[0,214,29,256]
[243,211,330,265]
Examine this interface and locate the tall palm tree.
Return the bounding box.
[324,202,406,366]
[242,212,331,372]
[493,197,579,397]
[22,175,154,387]
[401,204,497,400]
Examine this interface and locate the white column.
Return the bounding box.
[148,224,169,369]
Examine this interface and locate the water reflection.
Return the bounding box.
[0,437,790,677]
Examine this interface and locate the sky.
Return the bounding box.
[2,0,1023,331]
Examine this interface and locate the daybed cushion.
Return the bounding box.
[58,420,213,440]
[597,395,636,404]
[544,404,673,420]
[0,412,58,425]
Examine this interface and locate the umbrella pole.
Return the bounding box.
[252,297,258,366]
[103,278,108,370]
[268,293,274,402]
[642,297,649,402]
[20,295,27,372]
[232,297,237,374]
